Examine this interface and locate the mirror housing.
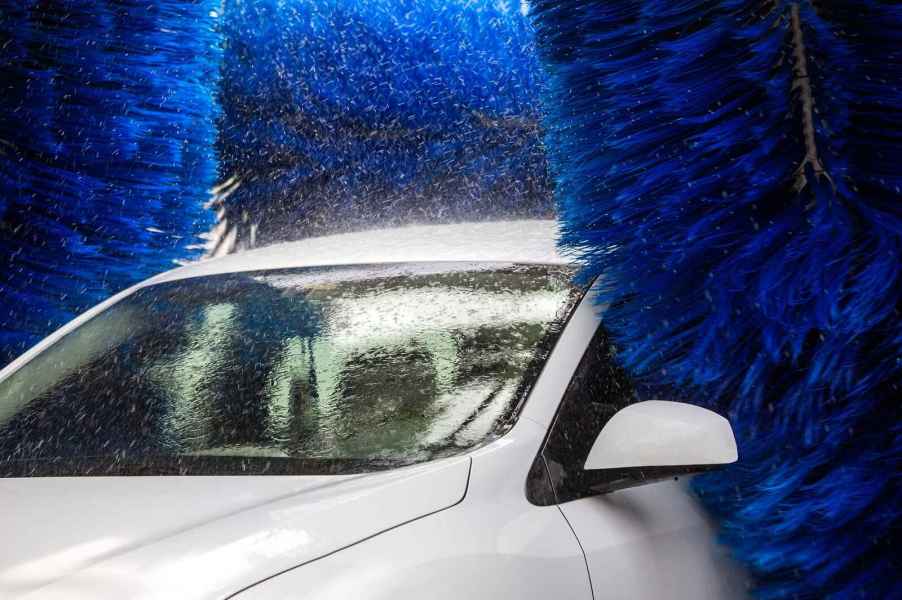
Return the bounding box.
[584,400,737,472]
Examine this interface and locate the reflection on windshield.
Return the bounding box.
[0,263,580,475]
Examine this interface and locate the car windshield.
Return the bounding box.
[0,262,581,476]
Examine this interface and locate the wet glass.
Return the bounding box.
[0,263,581,476]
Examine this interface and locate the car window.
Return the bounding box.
[0,262,581,476]
[527,324,638,505]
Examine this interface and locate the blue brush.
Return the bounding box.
[530,0,901,597]
[0,0,221,364]
[215,0,550,247]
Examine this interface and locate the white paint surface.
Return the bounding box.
[0,458,469,599]
[156,219,568,285]
[584,400,739,470]
[560,480,750,600]
[232,420,594,600]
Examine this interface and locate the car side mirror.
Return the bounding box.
[584,400,737,473]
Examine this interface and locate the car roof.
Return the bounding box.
[152,219,570,285]
[0,220,570,381]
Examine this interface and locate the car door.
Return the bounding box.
[527,326,749,600]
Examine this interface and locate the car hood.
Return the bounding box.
[0,456,470,600]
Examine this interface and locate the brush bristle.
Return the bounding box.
[531,0,902,596]
[216,0,550,247]
[0,0,221,364]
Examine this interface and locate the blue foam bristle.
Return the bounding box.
[531,0,902,596]
[0,0,221,365]
[216,0,550,244]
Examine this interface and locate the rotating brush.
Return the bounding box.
[0,0,221,365]
[213,0,549,251]
[530,1,902,597]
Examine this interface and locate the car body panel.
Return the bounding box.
[560,480,749,599]
[159,220,569,285]
[0,457,470,599]
[233,419,593,600]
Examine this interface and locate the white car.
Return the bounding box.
[0,220,747,600]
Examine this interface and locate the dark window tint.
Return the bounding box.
[527,324,638,505]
